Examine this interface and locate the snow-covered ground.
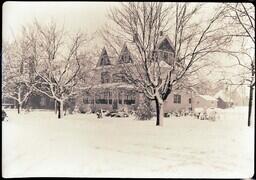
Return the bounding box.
[2,106,254,178]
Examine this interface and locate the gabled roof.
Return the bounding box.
[117,43,134,64]
[79,82,135,90]
[157,35,175,53]
[96,35,175,67]
[96,47,111,67]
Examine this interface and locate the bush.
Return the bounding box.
[164,113,170,117]
[79,105,88,114]
[135,98,154,120]
[90,106,97,113]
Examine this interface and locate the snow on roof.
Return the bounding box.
[97,35,175,67]
[198,95,217,101]
[214,90,233,102]
[157,35,175,51]
[159,60,172,68]
[79,83,135,90]
[190,87,199,94]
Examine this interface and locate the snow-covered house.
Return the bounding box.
[161,89,217,113]
[79,35,177,112]
[78,34,220,113]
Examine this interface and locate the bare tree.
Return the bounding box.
[101,2,231,126]
[22,21,90,119]
[2,36,34,114]
[221,3,255,126]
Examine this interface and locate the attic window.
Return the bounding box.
[100,55,111,66]
[121,53,132,63]
[119,47,133,64]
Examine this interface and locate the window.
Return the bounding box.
[189,98,192,104]
[174,94,181,104]
[101,72,110,84]
[95,93,100,104]
[83,97,90,104]
[96,92,108,104]
[124,91,136,105]
[104,92,108,100]
[112,73,127,83]
[119,48,133,64]
[158,50,172,65]
[100,55,110,66]
[118,91,123,104]
[122,53,132,63]
[163,51,169,60]
[83,92,91,104]
[108,92,112,104]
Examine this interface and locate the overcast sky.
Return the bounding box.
[2,2,251,95]
[3,2,119,42]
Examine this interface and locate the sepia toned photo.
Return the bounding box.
[2,1,255,178]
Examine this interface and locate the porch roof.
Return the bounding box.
[198,95,217,101]
[79,82,135,90]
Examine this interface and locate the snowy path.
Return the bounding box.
[2,107,254,178]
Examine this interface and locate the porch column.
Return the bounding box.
[93,92,96,108]
[121,90,124,105]
[112,89,118,110]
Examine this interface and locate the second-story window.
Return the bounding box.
[112,73,126,83]
[122,53,132,63]
[101,72,110,84]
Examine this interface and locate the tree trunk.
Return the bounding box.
[248,85,253,127]
[58,100,64,119]
[18,87,21,114]
[17,103,21,114]
[55,100,58,114]
[155,97,164,126]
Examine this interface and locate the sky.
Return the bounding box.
[2,2,252,96]
[2,2,119,42]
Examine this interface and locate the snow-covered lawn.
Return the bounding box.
[2,106,254,178]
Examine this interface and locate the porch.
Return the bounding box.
[80,83,139,112]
